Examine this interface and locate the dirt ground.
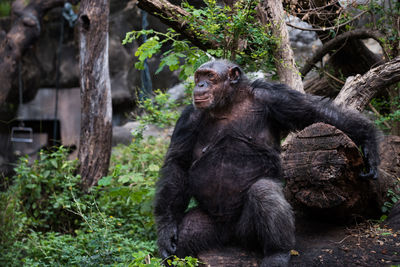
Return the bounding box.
[291,219,400,266]
[199,217,400,267]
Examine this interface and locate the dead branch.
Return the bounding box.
[301,29,386,77]
[286,10,368,32]
[334,55,400,111]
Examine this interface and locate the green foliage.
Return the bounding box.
[123,0,277,80]
[0,1,11,17]
[357,0,400,58]
[371,94,400,132]
[183,0,277,73]
[0,180,26,247]
[137,89,180,128]
[123,28,209,81]
[97,135,169,244]
[382,188,400,214]
[0,141,199,266]
[12,147,85,232]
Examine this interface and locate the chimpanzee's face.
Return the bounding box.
[193,68,225,110]
[193,61,241,110]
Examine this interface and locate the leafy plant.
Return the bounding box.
[0,140,201,266]
[123,28,209,81]
[123,0,277,80]
[12,147,86,232]
[382,188,400,214]
[137,89,180,128]
[370,92,400,133]
[182,0,277,73]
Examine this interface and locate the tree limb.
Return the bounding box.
[136,0,218,51]
[333,56,400,111]
[286,10,368,32]
[301,29,387,77]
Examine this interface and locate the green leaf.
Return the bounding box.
[98,176,112,186]
[148,164,160,172]
[50,159,58,169]
[43,170,50,178]
[132,173,144,183]
[380,232,392,236]
[118,175,131,184]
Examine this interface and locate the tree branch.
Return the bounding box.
[300,29,386,77]
[334,56,400,111]
[286,10,368,32]
[137,0,218,51]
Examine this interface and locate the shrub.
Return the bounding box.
[12,147,86,232]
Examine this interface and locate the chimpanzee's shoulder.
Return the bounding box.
[251,79,291,102]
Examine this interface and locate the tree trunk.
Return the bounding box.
[78,0,112,190]
[257,0,303,92]
[0,0,75,104]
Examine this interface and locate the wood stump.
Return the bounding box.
[281,122,373,219]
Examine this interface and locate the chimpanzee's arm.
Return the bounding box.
[253,80,380,179]
[154,105,200,258]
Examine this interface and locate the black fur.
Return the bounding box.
[154,60,380,266]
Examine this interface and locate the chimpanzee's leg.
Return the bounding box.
[176,208,221,257]
[236,179,295,267]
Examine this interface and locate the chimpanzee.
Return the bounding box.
[154,60,379,266]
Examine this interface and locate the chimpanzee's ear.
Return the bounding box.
[228,66,241,84]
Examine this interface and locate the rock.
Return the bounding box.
[112,121,172,146]
[167,83,186,102]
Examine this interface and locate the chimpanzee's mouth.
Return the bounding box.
[194,96,211,103]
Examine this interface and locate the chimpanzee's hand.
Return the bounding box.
[157,223,178,259]
[359,147,379,180]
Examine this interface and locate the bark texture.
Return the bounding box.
[333,56,400,111]
[282,124,400,219]
[78,0,112,189]
[257,0,304,92]
[0,0,73,103]
[282,123,372,219]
